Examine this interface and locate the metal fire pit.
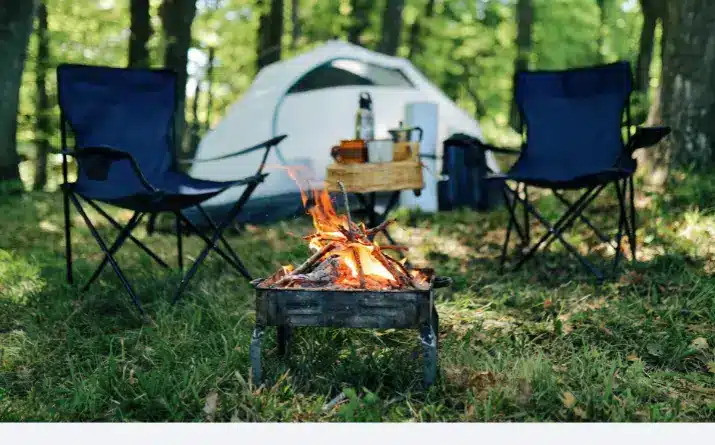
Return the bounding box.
[249,270,451,388]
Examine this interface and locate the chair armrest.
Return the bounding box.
[180,134,288,164]
[628,126,671,151]
[61,144,158,193]
[481,143,522,155]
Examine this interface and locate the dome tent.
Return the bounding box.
[185,40,500,225]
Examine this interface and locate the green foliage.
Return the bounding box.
[15,0,655,186]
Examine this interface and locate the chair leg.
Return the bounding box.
[82,197,169,269]
[500,186,517,272]
[70,195,145,315]
[63,188,73,285]
[196,205,250,276]
[511,185,606,280]
[176,212,183,272]
[82,212,145,292]
[173,181,261,304]
[522,185,530,245]
[612,179,627,275]
[549,190,613,247]
[628,176,637,262]
[179,214,252,278]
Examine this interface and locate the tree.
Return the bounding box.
[256,0,284,71]
[290,0,301,50]
[33,2,51,191]
[159,0,197,156]
[0,0,38,187]
[128,0,152,68]
[656,0,715,171]
[509,0,533,131]
[347,0,372,46]
[634,0,665,93]
[407,0,436,60]
[377,0,405,56]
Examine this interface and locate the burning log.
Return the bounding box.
[378,245,409,252]
[351,246,367,288]
[370,249,414,289]
[366,219,395,237]
[273,242,337,287]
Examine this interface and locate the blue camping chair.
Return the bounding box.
[485,61,670,280]
[57,64,287,314]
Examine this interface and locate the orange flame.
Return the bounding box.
[266,165,425,290]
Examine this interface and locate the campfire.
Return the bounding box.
[258,178,429,291]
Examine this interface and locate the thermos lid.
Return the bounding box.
[359,92,372,110]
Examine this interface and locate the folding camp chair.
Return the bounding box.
[57,64,287,314]
[485,61,670,281]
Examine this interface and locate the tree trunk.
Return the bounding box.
[256,0,284,71]
[159,0,197,157]
[407,0,436,61]
[377,0,405,56]
[0,0,37,187]
[509,0,533,131]
[347,0,372,46]
[596,0,606,62]
[658,0,715,171]
[290,0,300,50]
[129,0,152,68]
[635,0,660,92]
[33,2,51,191]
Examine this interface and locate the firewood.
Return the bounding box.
[371,249,414,288]
[385,255,419,288]
[366,219,395,236]
[273,242,337,286]
[377,245,409,252]
[351,246,366,288]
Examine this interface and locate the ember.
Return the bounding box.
[259,173,429,291]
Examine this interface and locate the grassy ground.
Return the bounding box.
[1,172,714,422]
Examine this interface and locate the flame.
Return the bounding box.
[266,165,427,290]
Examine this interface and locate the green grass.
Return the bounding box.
[1,173,714,422]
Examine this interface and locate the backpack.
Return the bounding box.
[438,133,503,211]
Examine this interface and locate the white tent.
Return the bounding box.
[187,40,499,224]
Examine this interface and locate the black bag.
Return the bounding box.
[438,133,503,211]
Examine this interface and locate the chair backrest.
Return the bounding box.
[515,61,632,176]
[57,64,177,192]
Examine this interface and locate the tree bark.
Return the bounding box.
[377,0,405,56]
[347,0,372,46]
[658,0,715,171]
[159,0,197,156]
[407,0,436,61]
[129,0,152,68]
[256,0,284,71]
[290,0,300,50]
[596,0,607,62]
[634,0,662,92]
[509,0,533,131]
[33,2,51,191]
[0,0,37,187]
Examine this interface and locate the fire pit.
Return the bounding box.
[249,179,451,387]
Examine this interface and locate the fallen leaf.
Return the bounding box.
[573,407,587,419]
[203,391,219,421]
[691,337,709,351]
[626,352,640,362]
[128,368,136,385]
[543,299,553,310]
[707,362,715,374]
[561,391,577,409]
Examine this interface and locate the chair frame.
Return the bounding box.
[58,64,285,315]
[489,63,669,281]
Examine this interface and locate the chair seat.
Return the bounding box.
[487,157,636,190]
[73,171,254,212]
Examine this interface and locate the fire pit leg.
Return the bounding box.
[250,326,264,384]
[420,322,438,388]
